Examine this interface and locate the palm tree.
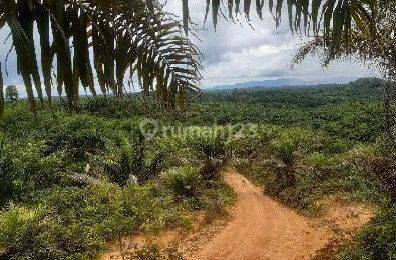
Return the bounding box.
[183,1,389,39]
[0,63,4,118]
[180,0,395,138]
[181,1,395,73]
[291,3,396,139]
[0,0,202,114]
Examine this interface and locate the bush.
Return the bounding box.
[0,137,63,207]
[44,115,109,161]
[186,129,229,162]
[164,166,202,198]
[0,181,185,259]
[346,144,396,202]
[270,128,315,165]
[186,130,230,180]
[229,124,276,158]
[129,242,183,260]
[0,203,105,259]
[299,152,343,181]
[341,206,396,259]
[105,131,144,185]
[100,131,166,185]
[266,129,309,191]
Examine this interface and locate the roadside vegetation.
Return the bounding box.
[0,100,235,259]
[0,79,394,259]
[1,0,395,259]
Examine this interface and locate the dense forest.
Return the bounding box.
[0,79,394,259]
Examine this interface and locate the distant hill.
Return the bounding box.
[208,78,311,91]
[206,76,367,91]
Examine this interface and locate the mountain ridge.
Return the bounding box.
[207,76,364,91]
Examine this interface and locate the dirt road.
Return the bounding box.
[188,171,330,260]
[101,170,373,260]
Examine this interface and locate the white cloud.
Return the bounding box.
[0,1,379,95]
[165,0,378,86]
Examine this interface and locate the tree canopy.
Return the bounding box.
[5,85,19,102]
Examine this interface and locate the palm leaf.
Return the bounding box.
[2,0,202,111]
[36,1,53,107]
[0,63,4,118]
[1,0,37,114]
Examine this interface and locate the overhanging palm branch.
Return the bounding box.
[182,0,391,50]
[291,3,396,138]
[0,62,3,118]
[291,2,396,79]
[80,0,203,109]
[0,0,202,112]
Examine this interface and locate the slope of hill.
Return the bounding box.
[206,76,376,91]
[208,78,311,91]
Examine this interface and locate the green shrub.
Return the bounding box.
[0,181,186,259]
[0,203,105,259]
[186,129,229,161]
[186,129,230,179]
[346,144,396,202]
[266,130,306,191]
[270,128,313,166]
[200,183,236,223]
[101,131,165,185]
[164,166,202,198]
[229,124,276,158]
[44,115,109,161]
[341,206,396,260]
[299,152,343,181]
[130,242,183,260]
[0,137,63,207]
[107,132,144,185]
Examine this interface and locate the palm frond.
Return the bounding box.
[0,63,4,118]
[1,0,202,112]
[291,2,396,80]
[183,0,381,50]
[1,0,37,114]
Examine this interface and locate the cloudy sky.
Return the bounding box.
[165,1,378,87]
[0,1,379,96]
